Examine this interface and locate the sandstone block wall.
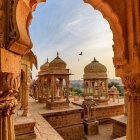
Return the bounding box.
[43,109,85,140]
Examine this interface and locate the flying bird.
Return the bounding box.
[79,52,83,56]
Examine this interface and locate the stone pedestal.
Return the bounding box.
[14,116,36,140]
[46,100,69,110]
[84,120,99,135]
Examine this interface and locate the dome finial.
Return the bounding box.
[93,57,98,62]
[57,52,59,57]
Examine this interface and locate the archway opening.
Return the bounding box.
[29,0,125,139]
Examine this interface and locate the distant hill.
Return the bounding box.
[70,78,124,88]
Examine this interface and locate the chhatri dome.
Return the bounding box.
[40,58,49,71]
[84,58,107,79]
[49,52,66,68]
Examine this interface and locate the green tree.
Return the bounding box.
[108,82,124,96]
[74,88,83,96]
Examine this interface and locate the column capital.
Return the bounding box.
[122,74,140,93]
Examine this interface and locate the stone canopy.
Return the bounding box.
[38,52,70,76]
[84,58,107,79]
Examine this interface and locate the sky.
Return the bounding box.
[29,0,116,80]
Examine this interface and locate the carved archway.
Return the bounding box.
[1,0,139,140]
[84,0,127,76]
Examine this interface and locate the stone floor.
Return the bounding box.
[15,96,125,140]
[87,124,113,140]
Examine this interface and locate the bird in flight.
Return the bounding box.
[79,52,83,56]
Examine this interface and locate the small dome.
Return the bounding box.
[110,85,117,91]
[49,52,66,68]
[40,58,49,71]
[84,58,107,74]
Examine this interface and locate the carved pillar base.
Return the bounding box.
[0,97,17,140]
[122,75,140,140]
[84,120,99,135]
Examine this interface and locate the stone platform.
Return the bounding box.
[42,107,85,140]
[14,116,36,140]
[46,99,69,110]
[111,115,127,139]
[72,99,125,122]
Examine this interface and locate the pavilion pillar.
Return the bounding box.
[51,76,55,102]
[122,75,140,140]
[59,79,63,98]
[41,78,44,99]
[22,81,30,116]
[84,82,87,97]
[92,82,95,97]
[46,79,49,100]
[88,81,91,96]
[97,80,101,99]
[105,79,108,97]
[38,78,41,99]
[65,78,70,102]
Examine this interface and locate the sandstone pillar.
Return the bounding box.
[65,78,70,102]
[59,79,63,98]
[105,79,108,97]
[97,80,100,99]
[51,76,55,102]
[22,82,30,116]
[0,72,20,140]
[92,82,95,97]
[122,75,140,140]
[88,81,91,96]
[38,78,41,99]
[84,82,87,97]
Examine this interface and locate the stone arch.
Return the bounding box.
[13,0,127,76]
[84,0,127,73]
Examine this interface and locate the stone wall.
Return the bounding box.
[93,104,124,121]
[112,121,126,139]
[111,115,127,139]
[42,108,85,140]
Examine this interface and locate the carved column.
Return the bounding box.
[92,82,95,97]
[59,79,63,98]
[51,76,55,102]
[22,81,30,116]
[84,81,87,97]
[88,81,91,96]
[0,73,20,140]
[105,79,108,97]
[65,78,70,102]
[97,80,100,99]
[122,75,140,140]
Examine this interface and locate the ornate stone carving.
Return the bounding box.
[84,0,127,77]
[122,75,140,93]
[3,0,19,49]
[0,72,20,140]
[83,97,97,121]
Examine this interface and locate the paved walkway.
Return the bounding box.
[28,97,64,140]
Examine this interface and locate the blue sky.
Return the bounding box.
[30,0,115,80]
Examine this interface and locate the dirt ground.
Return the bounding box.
[87,124,113,140]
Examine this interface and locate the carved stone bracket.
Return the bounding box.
[3,0,19,49]
[122,75,140,93]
